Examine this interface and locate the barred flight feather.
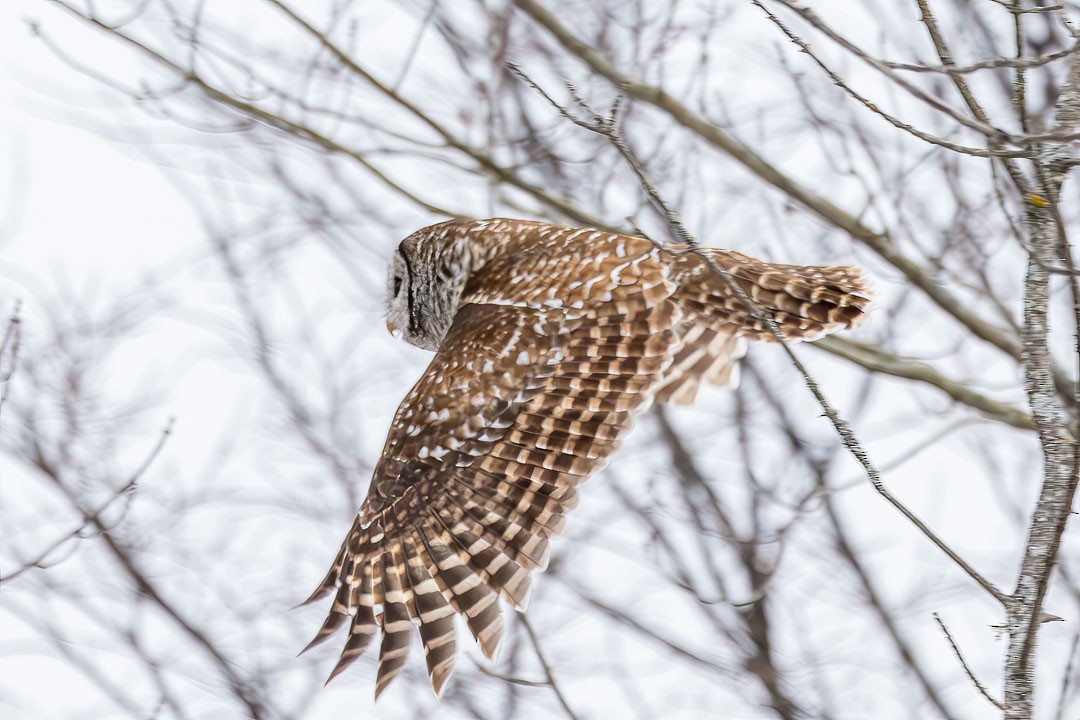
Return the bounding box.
[402,532,456,694]
[304,218,871,697]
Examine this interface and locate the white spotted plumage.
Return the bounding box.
[302,218,871,697]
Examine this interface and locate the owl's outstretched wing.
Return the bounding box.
[302,298,679,697]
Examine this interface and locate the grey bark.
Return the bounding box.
[1005,57,1080,719]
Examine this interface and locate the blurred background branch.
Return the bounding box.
[3,0,1080,718]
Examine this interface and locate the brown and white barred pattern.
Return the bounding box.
[302,219,871,697]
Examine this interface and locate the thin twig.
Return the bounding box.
[883,42,1079,75]
[519,613,580,720]
[507,64,694,244]
[765,0,1017,143]
[1,419,174,584]
[472,658,557,688]
[1052,631,1080,720]
[913,0,1033,197]
[933,613,1005,710]
[814,336,1034,430]
[26,436,268,718]
[755,1,1027,158]
[0,301,23,422]
[260,0,609,228]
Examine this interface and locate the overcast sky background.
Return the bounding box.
[2,1,1077,718]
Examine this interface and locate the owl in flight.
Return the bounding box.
[302,218,870,696]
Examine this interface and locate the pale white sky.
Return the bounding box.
[1,2,1076,719]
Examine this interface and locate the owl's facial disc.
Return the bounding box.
[385,231,464,352]
[387,271,405,339]
[385,248,412,340]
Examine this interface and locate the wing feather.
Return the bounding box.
[324,561,377,683]
[374,546,412,698]
[427,498,532,610]
[440,481,550,570]
[308,291,674,695]
[401,533,457,694]
[670,249,871,341]
[415,523,504,660]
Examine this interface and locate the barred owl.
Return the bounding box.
[302,218,870,696]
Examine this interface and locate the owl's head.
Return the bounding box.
[386,223,475,352]
[385,246,419,345]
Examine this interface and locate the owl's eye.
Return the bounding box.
[393,276,403,297]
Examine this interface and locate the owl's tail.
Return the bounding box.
[672,249,872,341]
[654,249,871,405]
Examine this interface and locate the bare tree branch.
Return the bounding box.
[1004,54,1080,719]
